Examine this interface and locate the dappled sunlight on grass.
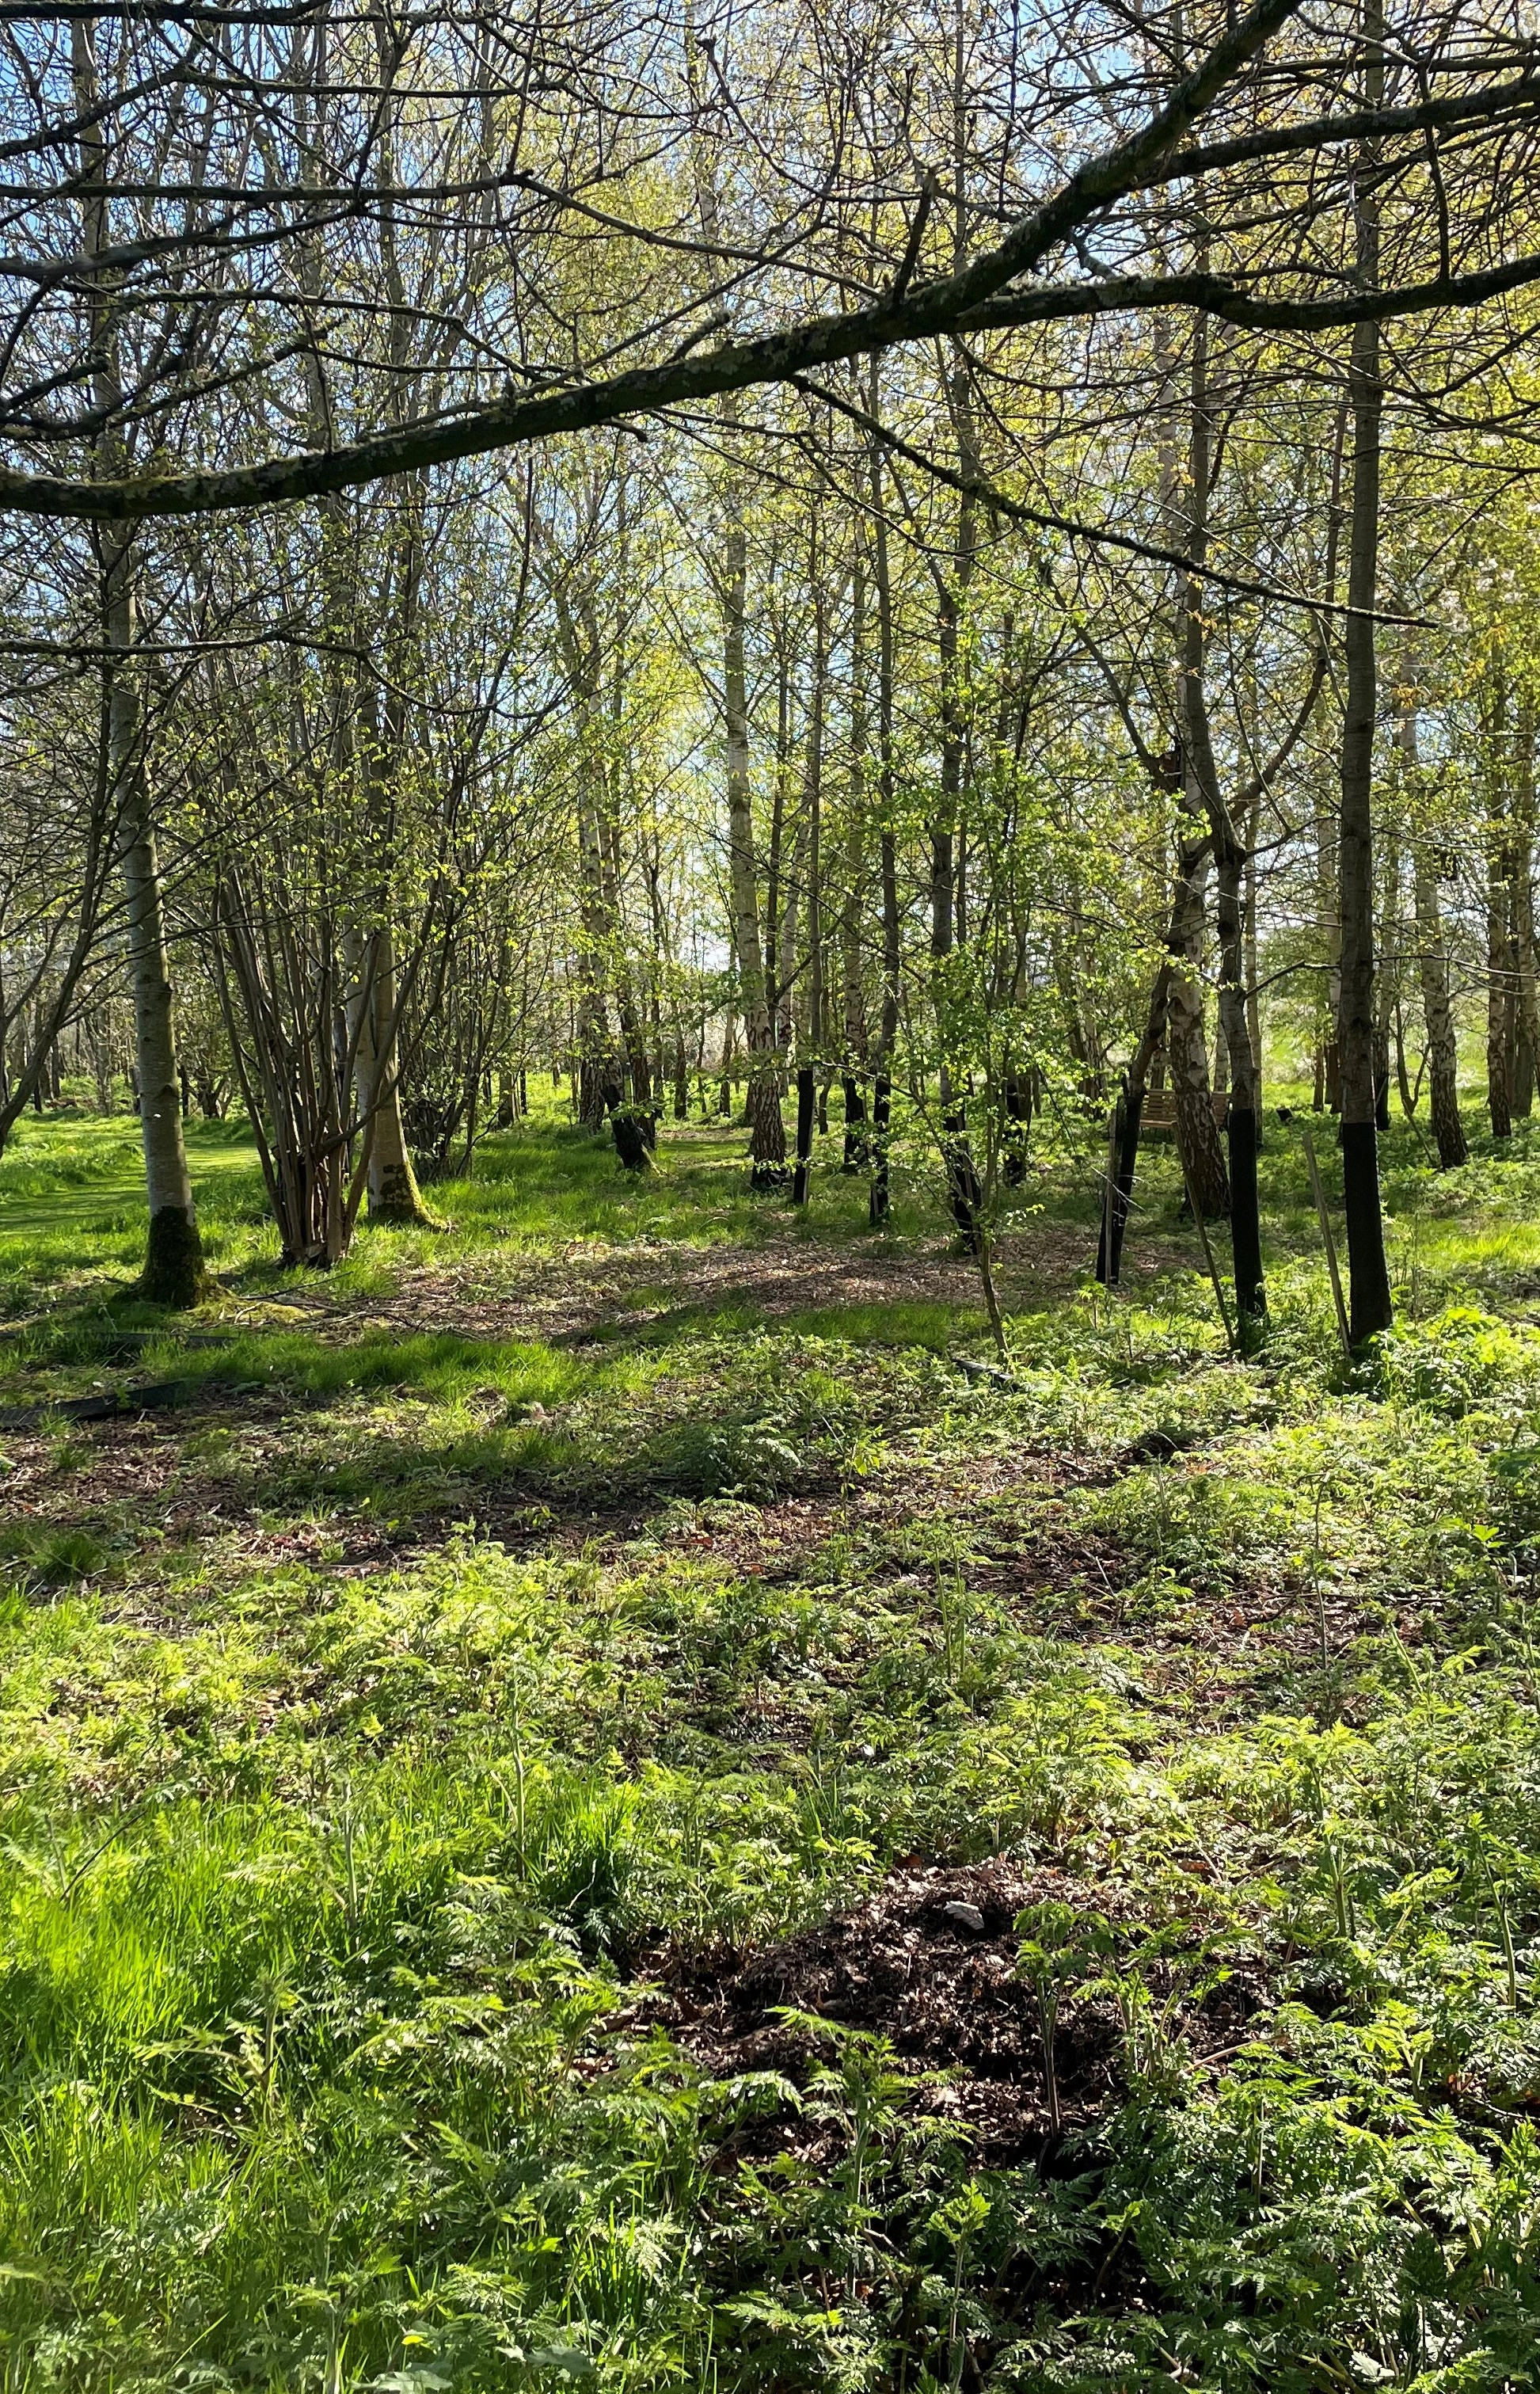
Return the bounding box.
[4,1091,1540,2385]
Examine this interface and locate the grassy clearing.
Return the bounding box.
[2,1098,1539,2391]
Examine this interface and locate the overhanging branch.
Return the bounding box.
[2,2,1536,524]
[0,0,1306,520]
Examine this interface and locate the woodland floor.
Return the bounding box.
[2,1090,1539,2392]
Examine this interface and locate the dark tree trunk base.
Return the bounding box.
[1096,1089,1143,1285]
[1431,1077,1467,1170]
[944,1114,983,1254]
[792,1067,816,1205]
[610,1111,653,1172]
[869,1074,892,1225]
[1003,1071,1032,1186]
[1177,1088,1231,1219]
[1227,1104,1266,1335]
[1341,1119,1394,1344]
[139,1205,207,1308]
[842,1076,868,1171]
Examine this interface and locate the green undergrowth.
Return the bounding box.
[1,1103,1540,2389]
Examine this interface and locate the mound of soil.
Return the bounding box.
[644,1859,1134,2162]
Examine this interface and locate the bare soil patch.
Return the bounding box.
[636,1858,1269,2181]
[641,1860,1127,2163]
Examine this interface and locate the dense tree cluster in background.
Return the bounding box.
[2,0,1539,1339]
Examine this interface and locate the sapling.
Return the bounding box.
[931,2183,991,2392]
[1016,1901,1116,2133]
[1467,1815,1520,2014]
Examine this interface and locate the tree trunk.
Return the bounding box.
[1157,303,1234,1235]
[1169,842,1230,1220]
[933,353,982,1249]
[804,575,827,1071]
[116,640,206,1304]
[792,1068,816,1205]
[1097,836,1212,1285]
[1245,791,1264,1141]
[1513,697,1538,1116]
[1215,839,1263,1323]
[1336,0,1394,1344]
[1485,687,1512,1140]
[1413,851,1466,1168]
[358,922,430,1222]
[1372,824,1397,1135]
[869,373,899,1228]
[74,16,204,1306]
[723,495,785,1178]
[842,549,870,1082]
[1401,682,1466,1167]
[792,577,827,1211]
[1178,304,1260,1313]
[553,587,621,1133]
[765,638,792,1060]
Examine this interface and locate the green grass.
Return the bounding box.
[1,1092,1539,2390]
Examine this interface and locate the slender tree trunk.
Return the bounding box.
[766,637,792,1059]
[794,572,827,1208]
[348,660,436,1228]
[724,493,785,1177]
[75,17,203,1304]
[842,550,870,1169]
[1392,1000,1413,1120]
[1245,791,1264,1141]
[1373,824,1397,1135]
[1389,675,1466,1168]
[1485,679,1512,1141]
[1157,303,1230,1229]
[718,1008,736,1117]
[1401,668,1466,1165]
[1170,843,1231,1220]
[869,377,899,1227]
[1513,695,1538,1116]
[1215,839,1263,1319]
[776,813,807,1070]
[343,39,436,1231]
[1314,405,1351,1117]
[805,579,827,1066]
[1337,0,1394,1342]
[1098,834,1211,1285]
[1181,305,1257,1309]
[1321,817,1344,1113]
[1413,852,1466,1169]
[357,919,431,1221]
[835,539,868,1171]
[553,588,622,1133]
[931,354,983,1248]
[113,611,206,1302]
[685,42,780,1173]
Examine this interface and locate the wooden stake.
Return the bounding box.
[1178,1144,1235,1353]
[1302,1124,1352,1357]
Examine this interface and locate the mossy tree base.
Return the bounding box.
[367,1157,443,1229]
[138,1205,209,1308]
